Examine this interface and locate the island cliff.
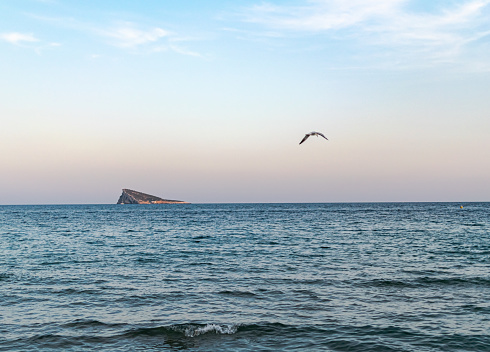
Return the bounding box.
[117,189,189,204]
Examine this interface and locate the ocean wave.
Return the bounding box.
[50,287,101,296]
[0,273,12,281]
[174,323,239,337]
[218,290,258,298]
[124,323,240,338]
[61,319,125,329]
[3,322,490,351]
[362,276,490,288]
[121,322,298,340]
[367,279,413,288]
[417,276,490,287]
[460,304,490,314]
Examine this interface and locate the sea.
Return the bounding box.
[0,202,489,352]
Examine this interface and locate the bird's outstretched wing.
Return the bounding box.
[317,132,328,140]
[299,134,310,144]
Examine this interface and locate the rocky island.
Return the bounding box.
[117,189,189,204]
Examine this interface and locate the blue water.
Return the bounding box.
[0,203,489,351]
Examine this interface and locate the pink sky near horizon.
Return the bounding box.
[1,0,490,204]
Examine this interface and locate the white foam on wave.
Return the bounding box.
[184,324,238,337]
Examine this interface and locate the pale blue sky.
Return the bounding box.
[1,0,490,204]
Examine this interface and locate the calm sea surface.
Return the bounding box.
[0,203,489,351]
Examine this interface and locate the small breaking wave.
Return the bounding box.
[126,323,239,338]
[121,322,310,341]
[174,323,239,337]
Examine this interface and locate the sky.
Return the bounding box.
[1,0,490,204]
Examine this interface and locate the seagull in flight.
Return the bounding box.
[299,131,328,145]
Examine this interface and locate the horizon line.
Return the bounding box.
[0,201,488,206]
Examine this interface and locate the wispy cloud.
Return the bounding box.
[101,23,170,48]
[1,32,39,45]
[245,0,404,31]
[242,0,490,68]
[28,14,203,57]
[99,22,206,57]
[1,31,62,55]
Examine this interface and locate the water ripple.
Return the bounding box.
[0,202,489,351]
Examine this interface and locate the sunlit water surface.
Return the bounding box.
[1,203,489,351]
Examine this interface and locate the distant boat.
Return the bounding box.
[299,131,328,145]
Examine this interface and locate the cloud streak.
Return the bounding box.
[242,0,490,68]
[28,14,203,57]
[1,32,39,44]
[101,24,170,48]
[246,0,404,31]
[99,23,204,57]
